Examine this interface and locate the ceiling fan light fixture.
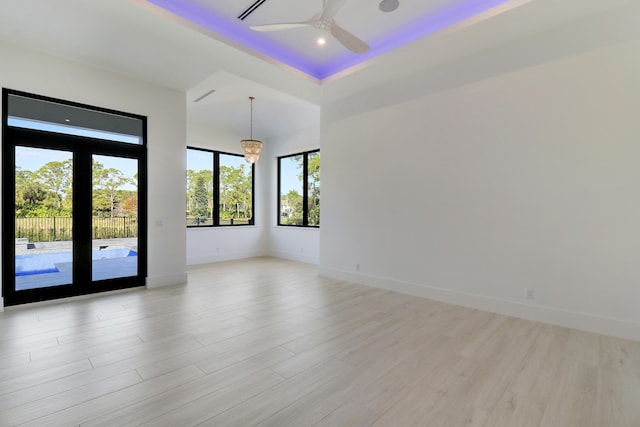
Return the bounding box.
[249,0,370,54]
[379,0,399,13]
[240,96,262,164]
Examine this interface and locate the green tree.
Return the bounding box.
[186,169,196,216]
[220,164,252,220]
[186,169,213,218]
[119,194,138,217]
[15,168,39,215]
[15,167,32,207]
[93,161,133,217]
[35,159,73,212]
[16,182,49,217]
[285,152,320,226]
[307,152,320,226]
[281,189,303,225]
[192,175,209,224]
[219,165,233,217]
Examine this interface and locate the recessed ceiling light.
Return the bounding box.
[379,0,399,12]
[317,37,326,46]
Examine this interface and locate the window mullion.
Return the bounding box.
[277,158,282,226]
[250,163,255,225]
[302,153,309,227]
[213,152,220,226]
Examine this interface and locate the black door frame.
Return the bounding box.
[2,89,147,306]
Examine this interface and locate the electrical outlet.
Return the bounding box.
[526,289,535,300]
[355,263,360,271]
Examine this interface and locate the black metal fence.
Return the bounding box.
[15,216,138,242]
[185,217,251,227]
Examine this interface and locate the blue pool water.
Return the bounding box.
[16,248,137,276]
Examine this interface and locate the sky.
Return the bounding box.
[13,119,303,195]
[279,156,303,195]
[187,149,303,194]
[11,118,140,186]
[16,147,139,190]
[9,118,140,144]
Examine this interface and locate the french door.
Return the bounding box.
[2,89,147,306]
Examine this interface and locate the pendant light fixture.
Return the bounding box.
[240,96,262,164]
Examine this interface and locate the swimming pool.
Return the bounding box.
[15,248,137,276]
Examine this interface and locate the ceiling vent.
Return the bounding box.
[238,0,267,20]
[193,90,216,103]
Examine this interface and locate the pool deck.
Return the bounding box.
[16,237,138,255]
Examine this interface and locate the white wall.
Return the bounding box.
[185,123,321,265]
[185,122,268,264]
[185,121,322,265]
[320,34,640,338]
[265,127,320,264]
[0,41,188,304]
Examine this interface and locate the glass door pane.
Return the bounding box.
[15,147,73,290]
[92,155,138,281]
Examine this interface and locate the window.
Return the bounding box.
[2,89,147,306]
[186,147,254,227]
[6,92,144,144]
[278,150,320,227]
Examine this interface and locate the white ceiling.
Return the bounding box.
[142,0,526,80]
[187,70,320,138]
[0,0,634,138]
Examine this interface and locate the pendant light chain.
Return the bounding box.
[250,96,254,140]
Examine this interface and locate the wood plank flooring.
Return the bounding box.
[1,257,639,426]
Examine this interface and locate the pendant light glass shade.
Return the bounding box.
[241,97,262,164]
[240,139,262,164]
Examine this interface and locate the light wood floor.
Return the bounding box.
[1,257,639,426]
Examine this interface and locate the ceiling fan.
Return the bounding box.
[249,0,370,54]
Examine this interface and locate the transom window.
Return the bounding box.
[6,92,144,144]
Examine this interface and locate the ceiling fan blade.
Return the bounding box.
[330,22,370,54]
[321,0,347,20]
[250,22,311,31]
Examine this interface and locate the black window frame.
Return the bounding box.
[186,146,255,228]
[2,88,148,307]
[277,149,320,228]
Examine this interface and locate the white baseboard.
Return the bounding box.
[319,267,640,342]
[0,297,4,312]
[270,250,319,265]
[187,250,267,266]
[146,272,188,288]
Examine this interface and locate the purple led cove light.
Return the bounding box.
[146,0,321,78]
[146,0,516,81]
[319,0,514,79]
